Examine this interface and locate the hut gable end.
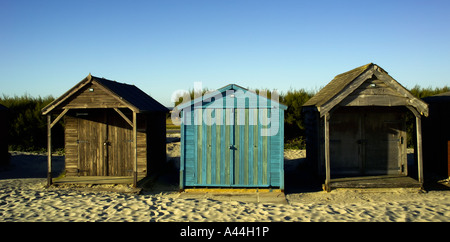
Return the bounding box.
[304,63,428,117]
[339,75,410,107]
[42,74,169,115]
[62,82,127,109]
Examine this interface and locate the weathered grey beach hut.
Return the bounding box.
[42,74,168,187]
[422,92,450,178]
[177,84,287,190]
[303,63,429,191]
[0,104,9,166]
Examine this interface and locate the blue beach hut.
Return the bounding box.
[176,84,287,190]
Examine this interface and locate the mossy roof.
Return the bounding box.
[303,63,374,107]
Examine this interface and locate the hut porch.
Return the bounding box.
[329,175,422,189]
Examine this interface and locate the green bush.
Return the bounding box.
[280,89,315,149]
[0,94,64,152]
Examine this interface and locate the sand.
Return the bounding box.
[1,134,449,222]
[1,177,449,222]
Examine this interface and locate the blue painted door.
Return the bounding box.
[193,108,270,187]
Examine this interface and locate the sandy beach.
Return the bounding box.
[1,134,449,222]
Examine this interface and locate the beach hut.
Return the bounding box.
[42,74,168,187]
[0,104,9,166]
[303,63,429,191]
[177,84,287,190]
[422,92,450,178]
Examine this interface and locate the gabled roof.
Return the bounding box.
[176,84,287,110]
[303,63,429,117]
[42,74,168,115]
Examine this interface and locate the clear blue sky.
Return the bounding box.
[1,0,449,107]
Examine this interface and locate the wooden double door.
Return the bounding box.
[192,108,270,187]
[76,110,133,176]
[329,107,407,176]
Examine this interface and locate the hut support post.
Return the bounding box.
[47,115,52,187]
[407,106,425,187]
[133,111,138,187]
[324,113,331,192]
[416,115,424,186]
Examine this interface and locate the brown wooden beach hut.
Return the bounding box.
[422,92,450,179]
[0,104,9,166]
[303,63,429,191]
[42,74,168,187]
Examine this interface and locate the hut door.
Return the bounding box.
[234,109,269,187]
[364,111,406,175]
[106,110,133,176]
[329,111,362,175]
[77,111,107,176]
[77,110,133,176]
[194,108,269,187]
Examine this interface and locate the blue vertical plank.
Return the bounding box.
[280,109,285,190]
[202,109,207,185]
[244,109,249,185]
[253,109,259,185]
[197,109,203,185]
[248,109,254,186]
[230,108,235,185]
[193,109,198,185]
[180,112,185,189]
[266,108,271,186]
[239,109,245,185]
[219,109,226,185]
[257,109,263,186]
[215,109,221,185]
[211,109,216,185]
[225,110,231,185]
